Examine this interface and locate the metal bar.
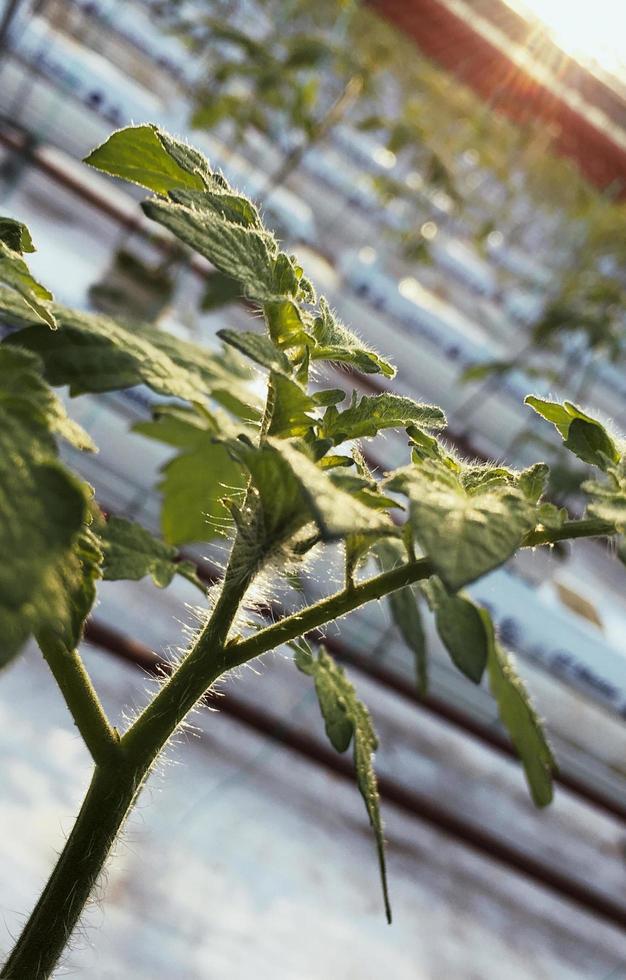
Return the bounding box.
[84,617,626,932]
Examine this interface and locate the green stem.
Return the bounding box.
[522,517,616,548]
[226,556,435,670]
[122,552,256,764]
[37,634,120,766]
[0,763,140,980]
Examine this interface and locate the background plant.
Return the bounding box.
[0,125,624,979]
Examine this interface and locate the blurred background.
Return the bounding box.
[0,0,626,976]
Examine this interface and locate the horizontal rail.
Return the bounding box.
[84,617,626,932]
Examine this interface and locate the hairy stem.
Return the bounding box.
[1,763,139,980]
[226,555,435,670]
[37,634,120,766]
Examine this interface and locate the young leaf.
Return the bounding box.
[99,515,203,590]
[564,418,619,471]
[481,609,555,807]
[84,124,208,195]
[321,392,446,444]
[226,437,394,559]
[375,540,427,694]
[517,462,549,503]
[582,456,626,532]
[264,297,308,346]
[295,644,391,922]
[310,298,396,378]
[401,462,534,591]
[525,396,619,469]
[268,439,395,541]
[266,373,317,438]
[142,199,281,303]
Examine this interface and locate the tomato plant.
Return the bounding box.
[0,126,624,979]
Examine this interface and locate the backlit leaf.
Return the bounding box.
[0,217,35,254]
[0,241,55,327]
[295,644,391,922]
[321,392,445,444]
[0,347,91,665]
[134,407,247,545]
[84,124,208,195]
[526,396,619,469]
[481,609,555,807]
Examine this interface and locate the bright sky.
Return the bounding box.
[508,0,626,78]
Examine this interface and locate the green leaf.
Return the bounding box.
[460,359,511,383]
[524,396,572,436]
[321,392,446,444]
[295,644,391,922]
[38,524,104,653]
[0,217,35,253]
[422,577,487,684]
[134,407,247,545]
[227,437,394,556]
[268,439,395,542]
[310,298,396,378]
[171,187,261,228]
[582,455,626,532]
[264,298,308,346]
[84,124,208,195]
[0,347,91,664]
[133,320,262,420]
[217,329,293,375]
[5,306,260,417]
[0,344,95,451]
[481,609,555,807]
[563,418,619,470]
[525,396,619,470]
[0,241,55,327]
[285,36,332,69]
[375,540,427,694]
[99,515,203,590]
[402,461,534,591]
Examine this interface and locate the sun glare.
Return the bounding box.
[513,0,626,76]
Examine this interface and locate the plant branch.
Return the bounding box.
[37,634,120,766]
[521,517,616,548]
[227,555,435,670]
[3,512,614,978]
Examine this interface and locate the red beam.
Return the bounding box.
[370,0,626,195]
